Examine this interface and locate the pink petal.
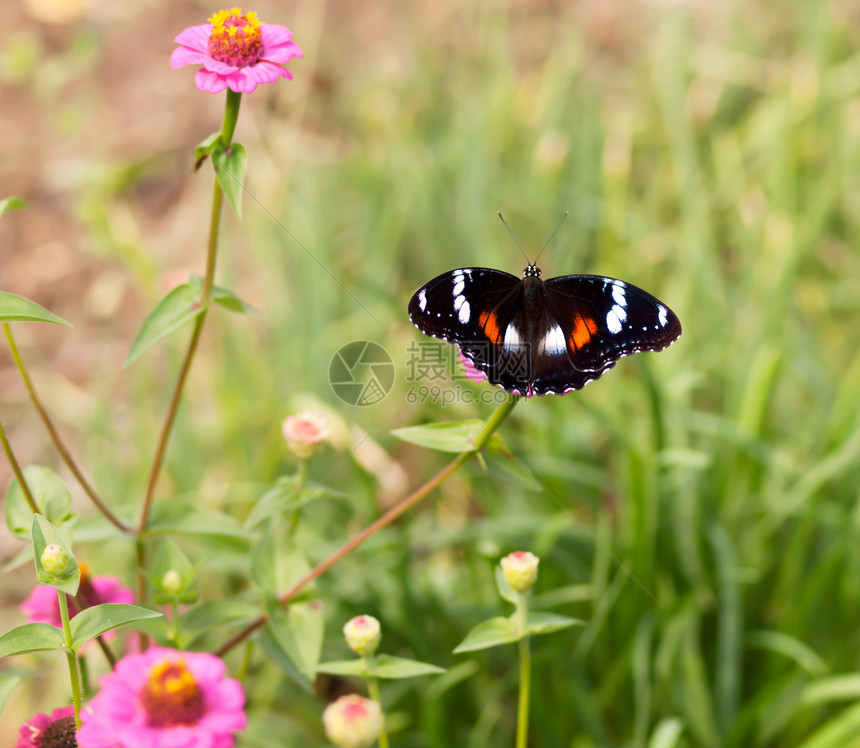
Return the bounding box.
[225,70,259,93]
[260,24,293,47]
[261,40,303,64]
[195,69,229,94]
[173,24,212,52]
[459,348,487,382]
[171,46,209,70]
[202,56,240,75]
[244,61,289,84]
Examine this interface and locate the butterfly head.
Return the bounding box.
[523,263,541,279]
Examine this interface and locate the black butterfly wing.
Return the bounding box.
[408,268,527,384]
[536,274,682,393]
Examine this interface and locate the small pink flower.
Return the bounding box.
[343,615,382,656]
[171,8,302,94]
[77,648,246,748]
[501,551,540,592]
[22,571,134,646]
[282,411,330,460]
[17,705,76,748]
[322,695,383,748]
[458,348,487,383]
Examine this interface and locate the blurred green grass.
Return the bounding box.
[4,0,860,746]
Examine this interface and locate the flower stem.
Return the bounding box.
[515,592,531,748]
[364,657,389,748]
[289,460,308,535]
[215,396,519,657]
[57,589,83,728]
[0,415,37,513]
[136,92,242,581]
[3,323,130,532]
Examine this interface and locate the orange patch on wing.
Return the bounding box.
[569,314,598,350]
[479,309,501,342]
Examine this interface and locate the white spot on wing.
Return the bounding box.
[606,281,627,330]
[658,305,668,327]
[453,280,465,296]
[543,324,566,356]
[418,289,427,312]
[454,295,466,311]
[458,300,471,324]
[607,309,623,334]
[503,324,521,352]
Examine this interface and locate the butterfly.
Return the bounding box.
[408,264,682,396]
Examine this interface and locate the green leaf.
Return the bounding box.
[0,292,70,326]
[391,420,504,453]
[125,282,205,366]
[373,654,446,679]
[32,514,79,595]
[245,476,344,530]
[6,466,74,540]
[0,674,20,719]
[212,143,247,219]
[747,630,828,676]
[453,616,520,653]
[251,540,311,596]
[70,604,163,652]
[144,500,247,539]
[524,612,584,637]
[266,599,324,677]
[0,196,26,217]
[494,566,519,604]
[194,132,222,171]
[315,654,446,680]
[647,717,685,748]
[0,623,64,657]
[796,702,860,748]
[258,627,313,693]
[801,675,860,706]
[212,284,260,315]
[314,659,371,677]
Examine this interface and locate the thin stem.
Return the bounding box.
[0,416,37,513]
[515,592,531,748]
[58,590,83,728]
[171,599,180,645]
[137,91,241,537]
[364,657,389,748]
[216,396,518,657]
[289,460,308,535]
[3,323,130,532]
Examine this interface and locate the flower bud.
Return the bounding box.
[40,544,71,577]
[500,551,539,592]
[161,570,183,595]
[322,694,383,748]
[281,411,330,460]
[343,615,381,656]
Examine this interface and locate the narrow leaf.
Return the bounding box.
[144,500,247,539]
[212,143,247,219]
[0,292,70,326]
[0,674,20,719]
[748,630,828,676]
[392,420,504,453]
[0,196,26,217]
[125,283,205,366]
[0,623,64,657]
[212,284,260,315]
[194,132,222,171]
[373,654,445,679]
[647,717,685,748]
[314,659,371,678]
[6,466,74,540]
[453,617,519,653]
[525,612,584,637]
[70,604,163,651]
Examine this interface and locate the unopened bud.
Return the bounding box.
[500,551,539,592]
[161,570,183,595]
[40,544,71,576]
[343,615,381,655]
[322,694,383,748]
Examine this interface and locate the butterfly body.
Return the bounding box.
[408,264,682,396]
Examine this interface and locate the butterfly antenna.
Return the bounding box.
[533,211,569,266]
[542,145,659,263]
[497,211,531,264]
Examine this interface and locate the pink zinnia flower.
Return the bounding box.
[22,571,134,646]
[281,411,330,460]
[458,348,487,383]
[17,705,76,748]
[77,648,246,748]
[171,8,302,94]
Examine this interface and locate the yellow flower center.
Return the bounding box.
[207,8,264,68]
[140,659,205,727]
